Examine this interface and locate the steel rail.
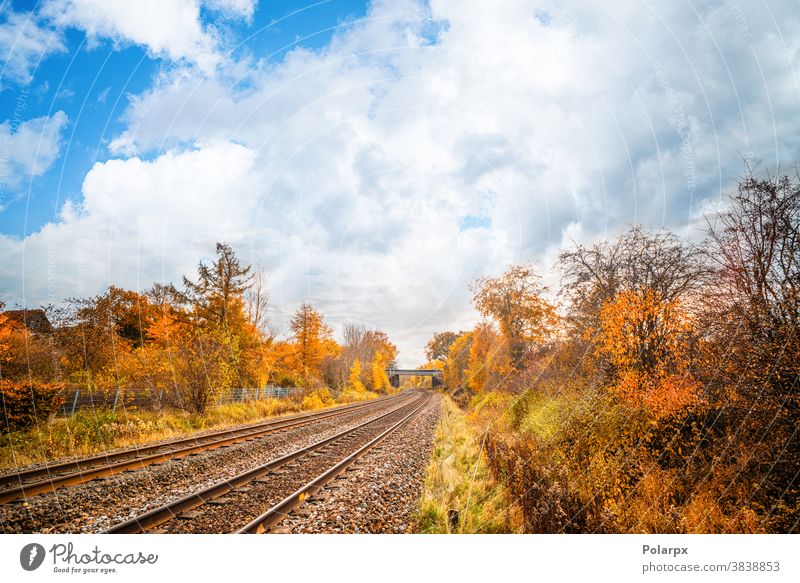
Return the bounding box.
[0,392,409,504]
[104,391,426,534]
[238,391,432,534]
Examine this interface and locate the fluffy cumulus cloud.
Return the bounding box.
[41,0,253,73]
[0,9,65,88]
[0,141,257,303]
[0,111,68,197]
[5,0,800,363]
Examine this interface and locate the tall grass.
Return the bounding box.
[416,396,521,533]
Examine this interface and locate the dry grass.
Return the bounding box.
[0,393,367,471]
[415,395,522,533]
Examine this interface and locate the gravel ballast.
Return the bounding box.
[276,392,441,534]
[0,395,417,534]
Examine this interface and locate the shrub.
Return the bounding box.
[302,388,334,410]
[0,380,66,433]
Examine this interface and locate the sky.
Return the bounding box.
[1,0,799,366]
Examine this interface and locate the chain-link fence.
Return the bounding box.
[55,386,299,416]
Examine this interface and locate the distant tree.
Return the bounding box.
[425,331,459,362]
[177,242,254,331]
[245,264,271,336]
[443,331,473,390]
[471,264,558,367]
[290,303,335,382]
[340,323,398,390]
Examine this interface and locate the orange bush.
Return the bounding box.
[593,288,700,417]
[0,380,66,433]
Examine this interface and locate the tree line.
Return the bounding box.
[425,169,799,533]
[0,243,398,429]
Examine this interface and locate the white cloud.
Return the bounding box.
[0,111,68,197]
[6,0,800,364]
[42,0,241,73]
[0,141,257,302]
[0,9,65,88]
[204,0,256,21]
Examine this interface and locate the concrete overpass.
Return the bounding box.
[386,368,443,388]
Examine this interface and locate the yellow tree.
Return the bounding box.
[471,264,558,368]
[140,299,237,413]
[370,349,391,393]
[466,322,509,393]
[342,359,367,399]
[0,310,14,372]
[443,331,473,390]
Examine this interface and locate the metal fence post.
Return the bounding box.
[71,390,79,416]
[112,388,120,412]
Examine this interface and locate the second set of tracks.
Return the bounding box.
[106,390,431,533]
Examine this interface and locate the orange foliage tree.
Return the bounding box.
[290,303,337,384]
[593,287,700,417]
[443,330,473,390]
[466,322,510,393]
[471,264,558,368]
[0,379,65,432]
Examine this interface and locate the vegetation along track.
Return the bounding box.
[0,393,408,504]
[106,390,431,534]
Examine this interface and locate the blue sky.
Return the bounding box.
[2,1,800,364]
[0,0,370,235]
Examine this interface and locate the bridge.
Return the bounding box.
[386,368,443,388]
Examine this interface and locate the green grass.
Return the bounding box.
[415,395,521,533]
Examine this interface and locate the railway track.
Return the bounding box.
[105,390,431,534]
[0,392,409,505]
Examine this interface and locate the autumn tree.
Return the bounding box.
[425,331,459,362]
[0,306,62,397]
[339,323,398,391]
[560,227,705,334]
[466,322,510,393]
[702,169,800,531]
[443,331,473,390]
[0,308,11,375]
[51,288,158,388]
[370,350,392,393]
[290,303,335,383]
[342,359,367,399]
[146,320,238,413]
[593,288,700,417]
[471,264,558,367]
[176,242,254,331]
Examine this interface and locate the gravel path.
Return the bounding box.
[276,393,440,534]
[0,395,415,534]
